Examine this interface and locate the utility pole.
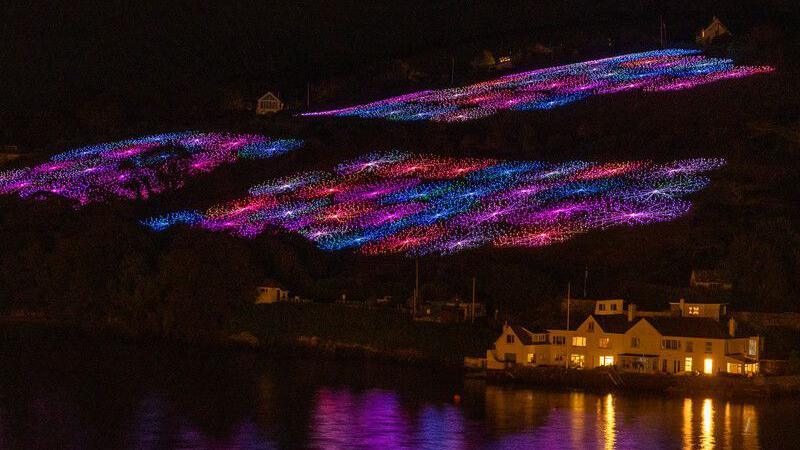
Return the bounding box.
[413,257,419,317]
[583,265,588,299]
[471,276,476,323]
[566,282,571,369]
[566,282,571,331]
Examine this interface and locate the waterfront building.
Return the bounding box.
[487,298,762,375]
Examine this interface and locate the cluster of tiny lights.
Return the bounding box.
[144,152,725,256]
[0,132,303,205]
[301,49,773,122]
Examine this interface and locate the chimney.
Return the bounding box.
[728,317,737,337]
[679,298,685,316]
[628,303,637,322]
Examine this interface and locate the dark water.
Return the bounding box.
[1,327,798,449]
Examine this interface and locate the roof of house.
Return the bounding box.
[259,91,281,101]
[591,314,636,334]
[726,353,757,363]
[642,317,730,339]
[258,279,286,289]
[509,325,535,345]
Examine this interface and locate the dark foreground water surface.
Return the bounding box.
[1,327,798,449]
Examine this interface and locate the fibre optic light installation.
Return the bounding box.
[144,152,725,256]
[301,49,773,122]
[0,133,303,205]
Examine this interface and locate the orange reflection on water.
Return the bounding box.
[683,398,693,449]
[602,394,615,450]
[701,398,715,450]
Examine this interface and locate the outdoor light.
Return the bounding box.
[302,49,773,122]
[0,133,303,205]
[144,152,725,255]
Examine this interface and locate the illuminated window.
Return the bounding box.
[704,358,713,374]
[599,356,614,366]
[748,338,757,356]
[506,334,515,344]
[527,353,535,363]
[553,336,566,345]
[727,362,742,374]
[572,336,587,347]
[631,336,640,348]
[598,337,611,349]
[686,341,694,352]
[570,354,585,368]
[744,363,758,375]
[685,357,693,372]
[688,306,700,316]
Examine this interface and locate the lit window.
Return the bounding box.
[599,356,614,366]
[572,336,587,347]
[598,337,611,349]
[727,362,742,374]
[570,354,585,368]
[631,336,640,348]
[688,306,700,316]
[685,357,693,372]
[704,358,713,374]
[506,334,515,344]
[527,353,535,363]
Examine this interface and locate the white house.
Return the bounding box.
[256,92,284,115]
[486,299,762,376]
[255,280,289,304]
[697,17,731,46]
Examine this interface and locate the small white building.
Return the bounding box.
[256,92,284,115]
[697,17,731,46]
[256,280,289,304]
[0,145,20,166]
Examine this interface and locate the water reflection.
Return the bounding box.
[481,386,769,450]
[0,333,792,450]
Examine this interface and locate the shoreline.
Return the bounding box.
[476,365,800,399]
[5,318,800,399]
